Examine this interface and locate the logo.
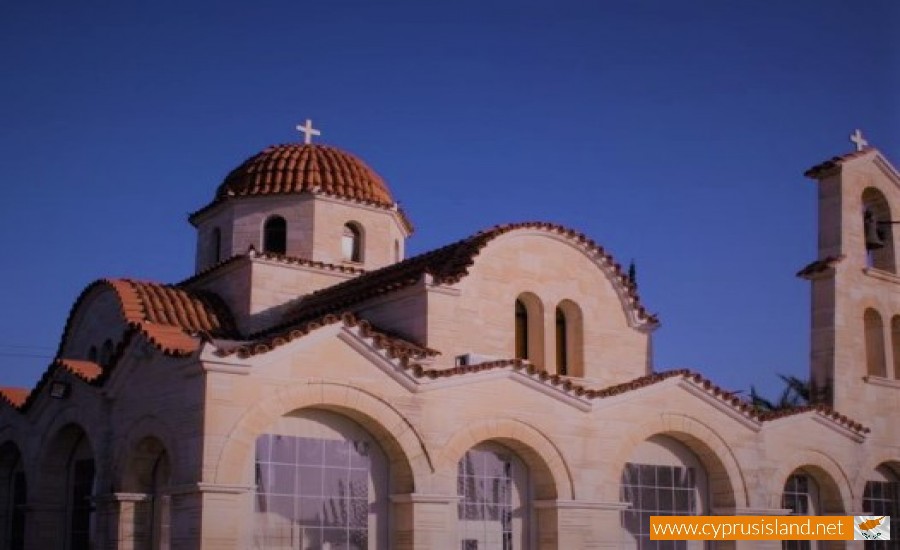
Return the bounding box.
[854,516,891,541]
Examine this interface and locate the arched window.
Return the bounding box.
[865,308,887,377]
[254,410,389,548]
[457,442,530,549]
[394,239,401,263]
[862,188,895,273]
[556,308,568,375]
[555,300,584,377]
[514,293,544,367]
[782,473,818,550]
[149,452,171,549]
[621,436,708,549]
[0,443,25,550]
[100,339,114,368]
[342,222,363,262]
[515,300,529,360]
[863,465,899,550]
[67,435,95,550]
[263,216,287,255]
[87,346,98,363]
[892,316,900,379]
[211,227,222,264]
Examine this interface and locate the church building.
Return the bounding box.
[0,124,897,549]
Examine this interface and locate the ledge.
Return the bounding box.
[864,375,900,390]
[862,267,900,285]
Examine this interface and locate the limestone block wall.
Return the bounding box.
[59,285,130,360]
[309,195,408,269]
[435,231,650,381]
[195,329,891,549]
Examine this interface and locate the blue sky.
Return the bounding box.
[0,1,897,400]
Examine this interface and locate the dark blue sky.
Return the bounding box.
[0,1,897,399]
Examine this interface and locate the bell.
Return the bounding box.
[864,210,885,250]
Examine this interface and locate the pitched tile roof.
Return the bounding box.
[218,311,438,361]
[188,143,413,232]
[54,359,102,382]
[272,222,658,335]
[796,255,844,279]
[804,148,874,179]
[0,387,28,408]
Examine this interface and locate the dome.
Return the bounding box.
[214,143,394,207]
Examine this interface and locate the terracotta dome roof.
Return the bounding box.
[214,143,394,207]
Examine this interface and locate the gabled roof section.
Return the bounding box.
[796,255,844,279]
[0,387,28,408]
[58,278,238,357]
[179,248,366,287]
[803,147,899,181]
[217,311,439,361]
[273,222,658,334]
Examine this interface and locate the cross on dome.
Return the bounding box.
[850,129,868,152]
[296,119,321,144]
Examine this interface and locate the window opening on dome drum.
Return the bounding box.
[263,216,287,255]
[342,223,363,263]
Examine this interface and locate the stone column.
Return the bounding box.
[94,492,151,550]
[535,499,629,549]
[390,493,458,550]
[167,482,253,549]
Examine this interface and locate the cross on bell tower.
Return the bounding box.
[850,128,868,152]
[296,119,321,144]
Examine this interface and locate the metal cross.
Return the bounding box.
[850,129,868,152]
[296,119,321,144]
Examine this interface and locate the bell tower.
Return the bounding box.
[801,131,900,421]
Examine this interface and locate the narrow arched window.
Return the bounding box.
[342,222,363,262]
[892,316,900,379]
[556,300,584,377]
[556,307,568,375]
[211,227,222,264]
[865,308,887,377]
[394,239,401,263]
[262,216,287,254]
[862,188,895,273]
[100,339,114,368]
[87,346,98,363]
[515,299,528,360]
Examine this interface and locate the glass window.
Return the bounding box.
[863,478,899,550]
[457,444,527,550]
[621,463,697,550]
[781,474,817,550]
[255,433,375,549]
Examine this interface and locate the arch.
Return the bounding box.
[120,436,171,550]
[855,457,900,505]
[211,226,222,264]
[33,423,97,549]
[860,460,899,544]
[864,308,887,377]
[892,316,900,379]
[0,441,25,550]
[434,417,573,501]
[768,451,852,514]
[342,221,363,262]
[514,292,544,367]
[862,187,895,272]
[555,299,584,377]
[213,382,431,495]
[606,414,745,509]
[111,414,178,492]
[262,215,287,254]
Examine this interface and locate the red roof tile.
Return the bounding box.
[804,148,874,179]
[273,222,658,334]
[796,255,844,279]
[189,144,413,232]
[218,311,438,360]
[0,387,29,408]
[54,359,102,382]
